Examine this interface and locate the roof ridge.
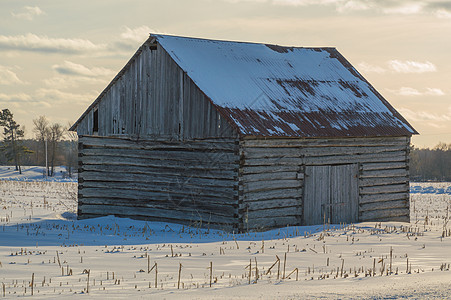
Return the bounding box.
[150,33,336,51]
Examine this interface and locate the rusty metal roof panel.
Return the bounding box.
[153,34,417,137]
[216,108,414,137]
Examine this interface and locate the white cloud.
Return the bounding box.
[336,0,372,12]
[358,60,438,74]
[425,88,445,96]
[389,87,445,97]
[52,61,115,77]
[388,60,436,73]
[43,61,113,89]
[394,87,422,96]
[0,92,50,110]
[0,33,106,54]
[35,88,96,104]
[0,88,97,111]
[435,9,451,19]
[272,0,343,6]
[357,62,386,74]
[0,66,24,85]
[383,3,425,15]
[12,6,44,21]
[120,26,153,43]
[224,0,451,18]
[398,107,451,123]
[43,76,107,89]
[0,93,32,102]
[224,0,267,2]
[228,0,352,5]
[114,26,160,51]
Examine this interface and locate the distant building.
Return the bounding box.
[70,34,417,231]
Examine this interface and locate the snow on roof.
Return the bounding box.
[154,34,417,137]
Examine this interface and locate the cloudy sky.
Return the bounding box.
[0,0,450,147]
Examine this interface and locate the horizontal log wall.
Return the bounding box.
[78,135,240,230]
[239,140,303,231]
[240,136,410,229]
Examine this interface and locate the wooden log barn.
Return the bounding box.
[70,34,417,231]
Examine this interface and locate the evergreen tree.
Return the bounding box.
[0,109,32,174]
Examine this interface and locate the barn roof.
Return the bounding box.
[71,34,417,137]
[153,34,416,137]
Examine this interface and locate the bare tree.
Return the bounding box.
[48,123,65,177]
[64,122,78,178]
[33,116,50,175]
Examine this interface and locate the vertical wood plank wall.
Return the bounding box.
[240,136,410,230]
[303,164,359,225]
[76,43,235,139]
[303,165,330,225]
[78,135,240,230]
[329,164,359,224]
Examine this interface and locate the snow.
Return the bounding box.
[153,34,416,136]
[0,180,450,298]
[0,166,77,182]
[156,35,374,112]
[410,182,451,194]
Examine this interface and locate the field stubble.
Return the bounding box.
[0,180,450,299]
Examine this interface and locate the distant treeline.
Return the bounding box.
[410,143,451,181]
[0,139,78,177]
[2,139,451,182]
[5,141,449,182]
[0,106,448,182]
[0,110,77,178]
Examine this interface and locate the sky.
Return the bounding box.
[0,0,450,148]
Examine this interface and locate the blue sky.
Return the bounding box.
[0,0,450,147]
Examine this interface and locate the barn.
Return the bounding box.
[70,34,417,231]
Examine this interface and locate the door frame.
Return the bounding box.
[302,163,359,225]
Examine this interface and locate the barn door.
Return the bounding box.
[303,164,358,225]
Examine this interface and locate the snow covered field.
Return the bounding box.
[0,180,450,299]
[0,166,76,182]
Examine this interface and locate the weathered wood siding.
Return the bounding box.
[76,43,235,139]
[238,140,303,231]
[239,136,410,230]
[303,164,359,225]
[78,135,240,230]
